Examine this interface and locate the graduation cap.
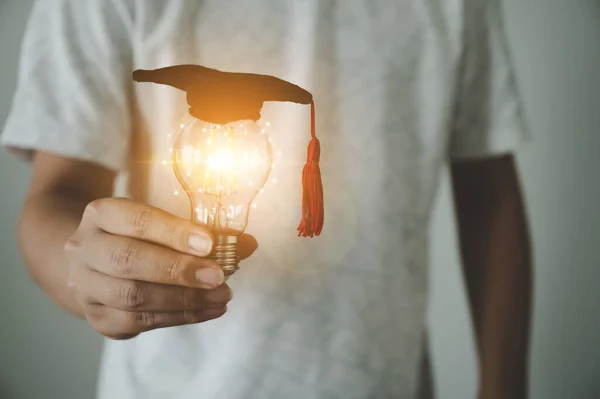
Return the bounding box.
[133,65,323,237]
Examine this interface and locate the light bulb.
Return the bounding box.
[172,119,272,276]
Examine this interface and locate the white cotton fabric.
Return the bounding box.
[1,1,528,398]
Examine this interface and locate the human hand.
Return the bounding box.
[64,197,257,339]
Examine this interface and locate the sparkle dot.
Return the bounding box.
[276,151,282,156]
[174,191,179,195]
[180,124,185,128]
[272,179,277,184]
[248,181,254,186]
[186,171,191,176]
[202,128,207,132]
[252,203,257,208]
[169,148,173,153]
[266,122,271,126]
[198,188,203,193]
[162,160,167,165]
[268,138,272,142]
[271,164,275,169]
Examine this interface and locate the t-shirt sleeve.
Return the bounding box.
[449,0,530,160]
[0,0,134,171]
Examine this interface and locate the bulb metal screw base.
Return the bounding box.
[209,235,239,277]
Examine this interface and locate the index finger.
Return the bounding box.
[86,198,213,257]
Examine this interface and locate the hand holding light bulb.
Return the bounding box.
[64,66,322,340]
[64,197,258,339]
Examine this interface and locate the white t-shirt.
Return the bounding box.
[1,1,528,398]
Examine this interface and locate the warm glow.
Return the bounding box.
[171,119,273,233]
[206,152,235,171]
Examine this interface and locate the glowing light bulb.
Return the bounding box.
[172,120,272,276]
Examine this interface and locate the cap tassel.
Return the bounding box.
[297,100,324,237]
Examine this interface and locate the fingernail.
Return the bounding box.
[189,233,213,255]
[195,267,224,286]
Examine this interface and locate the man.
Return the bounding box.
[1,0,532,398]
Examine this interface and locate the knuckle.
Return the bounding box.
[178,287,189,309]
[163,222,184,249]
[84,198,126,229]
[178,286,201,310]
[161,257,184,282]
[85,199,102,214]
[63,236,81,254]
[110,243,139,276]
[81,198,112,224]
[64,230,88,258]
[121,281,147,309]
[129,207,153,237]
[133,311,156,328]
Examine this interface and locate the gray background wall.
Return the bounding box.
[1,1,599,398]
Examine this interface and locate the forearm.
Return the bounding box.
[451,156,533,399]
[19,190,90,318]
[460,199,532,398]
